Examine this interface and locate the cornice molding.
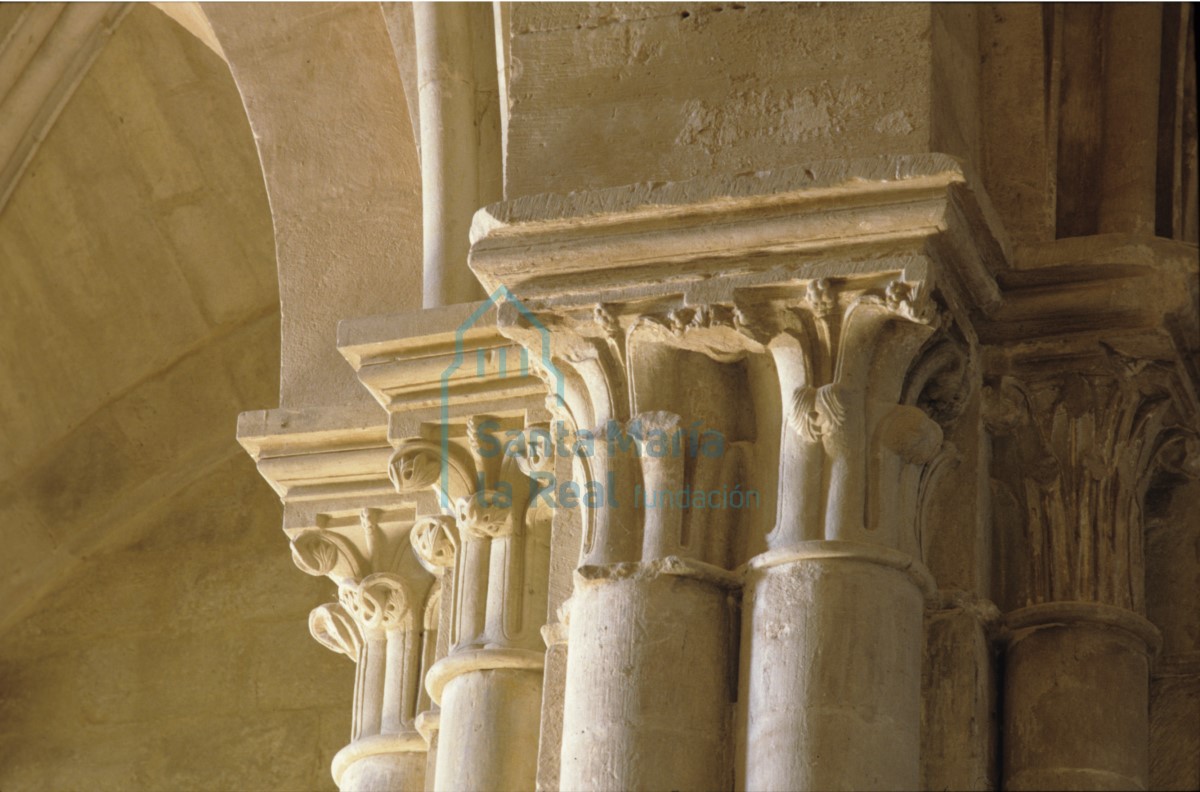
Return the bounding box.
[983,235,1199,416]
[469,153,1009,318]
[338,301,546,424]
[234,405,422,540]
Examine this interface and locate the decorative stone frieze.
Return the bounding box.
[468,154,1007,791]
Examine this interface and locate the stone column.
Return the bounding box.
[291,509,439,792]
[337,302,554,791]
[977,234,1200,791]
[529,327,748,792]
[1003,602,1160,790]
[390,422,551,791]
[986,369,1183,792]
[466,160,1005,791]
[736,279,958,792]
[413,2,498,307]
[1096,3,1162,235]
[559,558,738,791]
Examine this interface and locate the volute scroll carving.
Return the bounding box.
[309,602,363,660]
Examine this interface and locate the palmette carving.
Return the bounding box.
[988,368,1194,611]
[388,441,443,492]
[804,278,836,317]
[290,529,365,579]
[884,279,936,325]
[593,303,619,336]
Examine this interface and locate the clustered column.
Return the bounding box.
[389,421,552,791]
[498,278,966,792]
[291,509,438,792]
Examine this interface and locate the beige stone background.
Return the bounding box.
[0,6,350,789]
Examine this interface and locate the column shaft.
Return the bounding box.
[430,658,543,791]
[1003,603,1159,791]
[436,669,542,791]
[559,564,735,791]
[738,543,930,791]
[336,734,428,792]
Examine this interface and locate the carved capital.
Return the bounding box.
[339,573,414,631]
[988,365,1194,610]
[388,416,554,655]
[411,515,458,574]
[467,161,1010,575]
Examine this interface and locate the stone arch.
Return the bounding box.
[196,2,425,411]
[0,1,277,633]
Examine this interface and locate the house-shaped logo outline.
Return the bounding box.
[438,285,564,507]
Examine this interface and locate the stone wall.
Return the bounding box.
[0,4,278,632]
[0,7,356,790]
[0,455,352,791]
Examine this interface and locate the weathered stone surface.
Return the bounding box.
[2,4,1197,791]
[0,457,351,791]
